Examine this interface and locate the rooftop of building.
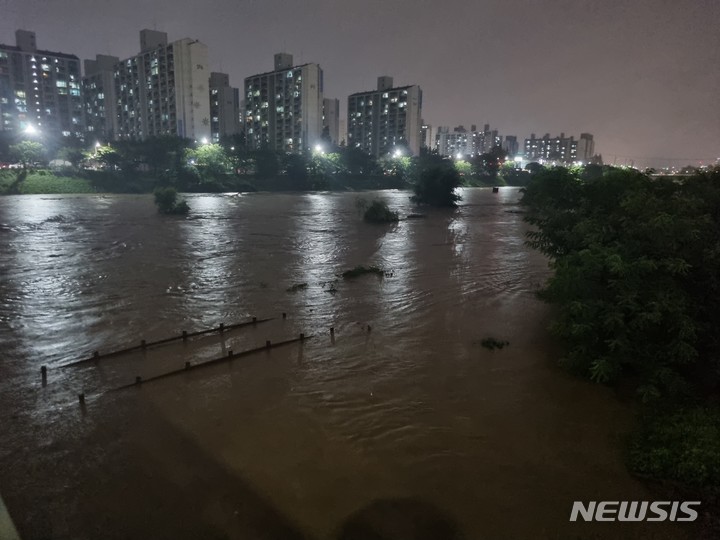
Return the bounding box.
[0,43,79,60]
[348,84,418,97]
[244,63,320,80]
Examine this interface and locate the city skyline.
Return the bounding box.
[1,0,719,167]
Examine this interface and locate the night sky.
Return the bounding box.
[1,0,718,168]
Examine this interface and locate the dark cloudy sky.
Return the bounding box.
[2,0,718,167]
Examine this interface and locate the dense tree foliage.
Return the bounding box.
[411,165,462,207]
[522,167,720,399]
[9,141,45,169]
[1,133,588,194]
[522,165,720,492]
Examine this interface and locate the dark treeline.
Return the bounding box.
[0,133,530,195]
[521,165,720,501]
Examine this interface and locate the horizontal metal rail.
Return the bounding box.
[111,333,312,391]
[60,317,273,368]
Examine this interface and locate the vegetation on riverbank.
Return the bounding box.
[0,133,540,195]
[521,165,720,497]
[0,169,94,194]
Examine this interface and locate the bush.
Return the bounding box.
[286,283,308,292]
[342,265,384,279]
[153,187,189,215]
[629,408,720,492]
[411,166,462,207]
[363,199,399,223]
[480,337,510,350]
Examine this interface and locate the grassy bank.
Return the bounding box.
[0,169,409,195]
[0,170,95,194]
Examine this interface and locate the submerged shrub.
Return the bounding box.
[286,282,308,292]
[154,187,189,215]
[480,337,510,350]
[342,265,384,279]
[363,199,399,223]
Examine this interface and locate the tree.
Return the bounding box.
[140,136,191,176]
[284,153,310,185]
[472,145,507,181]
[185,143,231,181]
[153,187,190,215]
[95,145,125,171]
[521,166,720,400]
[454,159,472,180]
[340,146,378,175]
[499,163,531,186]
[253,146,280,179]
[56,146,86,168]
[411,166,462,207]
[9,141,45,169]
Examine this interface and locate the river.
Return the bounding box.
[0,188,687,539]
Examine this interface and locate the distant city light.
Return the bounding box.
[513,156,523,162]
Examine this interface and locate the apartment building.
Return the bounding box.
[0,30,84,137]
[244,53,323,153]
[347,76,422,157]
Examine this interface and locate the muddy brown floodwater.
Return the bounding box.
[0,188,690,539]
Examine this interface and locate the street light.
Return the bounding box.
[455,152,463,160]
[201,137,209,145]
[393,149,403,158]
[24,124,38,136]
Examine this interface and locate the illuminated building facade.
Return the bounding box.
[435,124,503,157]
[83,54,119,140]
[209,72,241,142]
[322,97,340,145]
[0,30,84,137]
[114,30,211,141]
[244,53,324,153]
[347,76,422,157]
[524,133,578,162]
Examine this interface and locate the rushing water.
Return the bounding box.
[0,189,687,539]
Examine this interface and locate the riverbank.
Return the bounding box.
[0,169,413,195]
[0,170,95,194]
[0,168,514,195]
